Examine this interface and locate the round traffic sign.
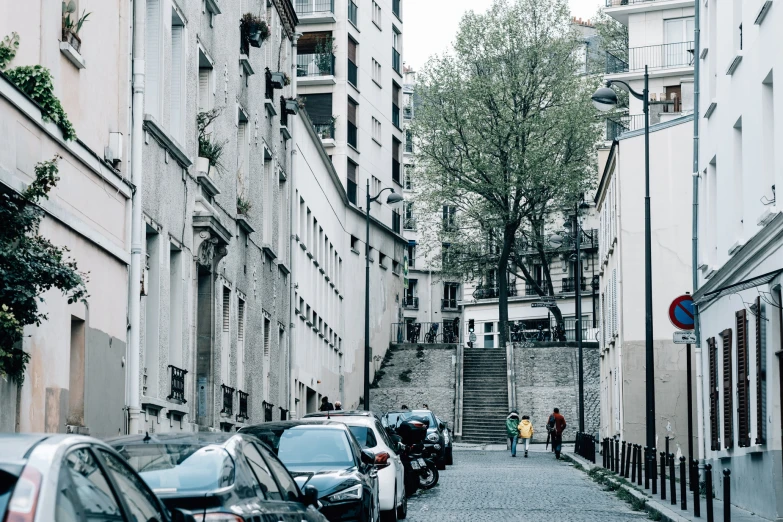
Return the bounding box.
[668,295,695,330]
[469,333,477,343]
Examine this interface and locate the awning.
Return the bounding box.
[698,268,783,304]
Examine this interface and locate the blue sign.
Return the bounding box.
[669,295,695,330]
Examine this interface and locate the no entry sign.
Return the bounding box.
[668,295,695,330]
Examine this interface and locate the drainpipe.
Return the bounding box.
[127,0,146,435]
[289,33,301,417]
[692,0,704,463]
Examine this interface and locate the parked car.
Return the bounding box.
[436,415,454,466]
[304,411,407,519]
[382,410,447,470]
[107,432,326,522]
[241,420,380,522]
[0,433,196,522]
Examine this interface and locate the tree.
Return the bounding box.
[0,156,88,383]
[411,0,601,347]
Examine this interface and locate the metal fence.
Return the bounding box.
[295,0,334,14]
[575,432,596,463]
[313,121,334,140]
[392,321,463,344]
[297,53,335,77]
[627,41,695,72]
[167,365,187,403]
[221,384,234,415]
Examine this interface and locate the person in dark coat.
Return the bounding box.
[319,396,334,412]
[547,408,567,459]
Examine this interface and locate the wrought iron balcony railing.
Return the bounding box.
[237,390,249,421]
[605,0,670,6]
[392,320,463,344]
[403,297,419,309]
[221,384,235,415]
[167,365,187,403]
[517,228,599,254]
[313,121,335,140]
[607,42,695,74]
[295,0,334,15]
[297,53,335,77]
[562,277,588,293]
[263,401,274,422]
[442,298,459,311]
[472,284,518,300]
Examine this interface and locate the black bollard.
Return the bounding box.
[670,453,676,506]
[625,442,632,478]
[723,469,731,522]
[615,438,620,472]
[660,452,666,500]
[691,459,701,518]
[644,447,650,489]
[680,456,687,510]
[665,435,670,459]
[637,445,643,486]
[705,464,714,522]
[631,444,637,482]
[652,448,658,494]
[621,441,626,477]
[610,439,615,472]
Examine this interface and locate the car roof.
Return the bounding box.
[240,419,348,432]
[105,431,245,447]
[0,434,49,460]
[304,410,381,420]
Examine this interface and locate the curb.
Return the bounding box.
[565,453,692,522]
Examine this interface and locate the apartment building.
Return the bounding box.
[129,0,298,434]
[603,0,695,139]
[692,0,783,517]
[0,1,132,435]
[596,116,693,447]
[295,0,405,233]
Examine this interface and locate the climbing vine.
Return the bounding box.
[5,65,76,141]
[0,32,19,70]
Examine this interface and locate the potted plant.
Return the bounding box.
[62,1,90,53]
[240,13,269,49]
[270,71,286,89]
[284,98,299,115]
[237,196,252,216]
[197,108,225,176]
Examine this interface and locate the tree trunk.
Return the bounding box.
[497,225,517,348]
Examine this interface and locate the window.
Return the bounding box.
[663,17,694,68]
[348,0,359,26]
[237,117,250,207]
[237,298,246,390]
[144,230,160,397]
[145,0,163,118]
[405,130,413,153]
[372,58,382,85]
[392,83,401,127]
[372,117,382,143]
[347,98,358,148]
[99,450,165,522]
[169,244,183,368]
[302,93,334,139]
[442,205,457,231]
[405,279,418,308]
[348,37,358,87]
[348,425,378,448]
[392,138,401,183]
[392,27,401,74]
[347,160,358,204]
[404,165,414,190]
[392,0,401,19]
[483,322,496,348]
[221,286,231,385]
[57,448,122,521]
[170,8,186,142]
[406,242,416,269]
[443,282,459,310]
[351,235,359,251]
[392,210,401,233]
[372,0,382,28]
[756,295,767,444]
[245,442,282,500]
[441,242,451,267]
[198,49,214,113]
[403,202,415,230]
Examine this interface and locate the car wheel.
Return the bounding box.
[396,489,408,519]
[446,448,454,466]
[381,487,399,521]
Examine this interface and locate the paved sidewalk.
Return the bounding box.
[568,452,772,522]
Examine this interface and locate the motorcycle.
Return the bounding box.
[389,417,440,496]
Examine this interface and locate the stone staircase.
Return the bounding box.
[460,348,509,444]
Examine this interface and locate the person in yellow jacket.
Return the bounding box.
[517,415,534,458]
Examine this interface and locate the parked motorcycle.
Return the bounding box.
[390,416,440,496]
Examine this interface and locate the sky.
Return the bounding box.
[404,0,603,71]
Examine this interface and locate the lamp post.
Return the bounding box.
[364,181,404,411]
[592,68,654,468]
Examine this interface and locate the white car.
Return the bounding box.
[305,411,407,520]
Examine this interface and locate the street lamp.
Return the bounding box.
[592,67,655,467]
[364,181,403,411]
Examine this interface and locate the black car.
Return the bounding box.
[241,420,380,522]
[382,410,447,470]
[107,432,327,522]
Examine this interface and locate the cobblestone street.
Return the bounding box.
[406,447,648,521]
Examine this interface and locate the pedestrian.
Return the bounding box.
[517,415,534,458]
[547,408,567,459]
[334,401,342,410]
[319,396,334,412]
[401,404,409,410]
[422,403,429,410]
[506,410,521,457]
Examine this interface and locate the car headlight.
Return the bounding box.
[328,485,363,502]
[426,432,439,442]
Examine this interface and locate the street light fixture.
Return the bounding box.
[592,67,655,468]
[364,181,403,411]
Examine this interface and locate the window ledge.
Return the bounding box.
[351,248,360,255]
[726,52,743,75]
[205,0,221,14]
[704,100,717,119]
[236,214,255,234]
[348,20,360,32]
[380,264,388,270]
[372,137,382,146]
[348,143,360,154]
[265,98,277,116]
[300,243,307,251]
[728,240,745,256]
[373,79,382,89]
[60,41,86,69]
[143,114,192,167]
[240,54,254,76]
[263,243,278,260]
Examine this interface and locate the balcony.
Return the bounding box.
[297,53,336,86]
[472,284,518,300]
[392,48,401,75]
[237,391,249,421]
[295,0,336,24]
[403,217,417,230]
[221,384,234,415]
[606,42,695,75]
[167,365,187,403]
[442,298,459,311]
[313,121,335,146]
[403,297,419,309]
[263,401,273,422]
[561,277,588,294]
[517,228,599,255]
[604,0,695,24]
[403,105,413,120]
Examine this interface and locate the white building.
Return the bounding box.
[692,0,783,517]
[596,116,693,447]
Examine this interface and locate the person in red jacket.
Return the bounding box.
[547,408,567,459]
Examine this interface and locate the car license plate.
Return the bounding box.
[410,461,420,470]
[418,459,427,467]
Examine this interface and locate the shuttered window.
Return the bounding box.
[708,336,720,451]
[737,309,751,447]
[347,160,357,183]
[263,318,271,357]
[347,99,357,125]
[721,328,734,449]
[170,23,185,141]
[348,38,357,62]
[392,82,401,106]
[612,269,618,336]
[145,0,162,117]
[238,300,245,342]
[755,296,766,444]
[223,287,231,333]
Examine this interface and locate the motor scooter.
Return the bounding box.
[390,418,440,495]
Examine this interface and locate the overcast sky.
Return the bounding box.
[404,0,603,70]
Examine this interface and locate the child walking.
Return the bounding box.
[517,415,534,458]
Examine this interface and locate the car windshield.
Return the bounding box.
[347,425,378,449]
[383,412,412,428]
[276,429,354,467]
[115,444,235,494]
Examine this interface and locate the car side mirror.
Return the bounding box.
[438,422,445,431]
[360,449,375,465]
[302,485,319,507]
[170,508,197,522]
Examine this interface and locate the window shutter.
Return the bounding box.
[612,269,617,336]
[347,99,357,125]
[708,337,720,451]
[755,297,766,444]
[170,25,184,141]
[347,160,357,183]
[237,300,245,342]
[348,38,357,63]
[722,328,734,449]
[222,288,231,333]
[145,0,161,117]
[736,309,751,447]
[199,69,211,112]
